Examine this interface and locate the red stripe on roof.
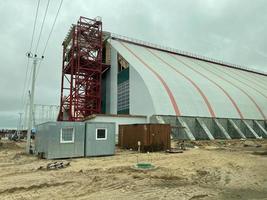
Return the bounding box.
[147,48,216,118]
[231,70,267,91]
[197,61,266,120]
[170,54,244,119]
[119,41,181,116]
[214,66,267,99]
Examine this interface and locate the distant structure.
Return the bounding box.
[23,104,59,129]
[58,16,267,140]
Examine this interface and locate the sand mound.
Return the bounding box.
[0,141,24,150]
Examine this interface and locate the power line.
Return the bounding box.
[20,0,41,110]
[22,63,33,117]
[21,59,31,105]
[42,0,63,56]
[23,0,64,131]
[36,60,43,79]
[29,0,41,52]
[24,0,49,107]
[36,0,64,78]
[22,61,33,105]
[42,0,64,56]
[34,0,51,55]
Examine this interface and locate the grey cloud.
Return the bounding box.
[0,0,266,128]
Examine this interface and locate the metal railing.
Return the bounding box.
[109,32,267,76]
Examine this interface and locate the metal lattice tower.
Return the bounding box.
[58,16,103,121]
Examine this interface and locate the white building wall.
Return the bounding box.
[109,39,267,120]
[105,45,118,114]
[109,39,176,115]
[106,44,155,116]
[86,115,147,142]
[129,66,155,116]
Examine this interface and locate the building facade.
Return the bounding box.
[100,35,267,140]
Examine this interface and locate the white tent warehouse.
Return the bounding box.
[99,34,267,140]
[57,17,267,141]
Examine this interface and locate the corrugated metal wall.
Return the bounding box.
[119,124,171,151]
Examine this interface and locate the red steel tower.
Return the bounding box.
[58,16,103,121]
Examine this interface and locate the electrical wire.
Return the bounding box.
[25,0,50,109]
[20,0,41,111]
[34,0,51,55]
[22,64,33,124]
[35,60,43,79]
[29,0,41,53]
[21,59,30,104]
[36,0,64,78]
[22,0,64,126]
[42,0,63,57]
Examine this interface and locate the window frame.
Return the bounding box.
[95,128,107,140]
[117,80,129,112]
[60,127,75,144]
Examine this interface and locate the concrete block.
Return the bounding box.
[228,119,246,139]
[242,120,260,139]
[154,115,166,124]
[196,118,214,140]
[253,120,267,138]
[213,119,231,139]
[176,117,195,140]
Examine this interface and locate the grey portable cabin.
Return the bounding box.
[35,122,85,159]
[85,122,116,156]
[35,121,115,159]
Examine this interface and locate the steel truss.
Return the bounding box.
[58,16,103,121]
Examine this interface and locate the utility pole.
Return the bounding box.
[17,112,22,134]
[23,94,30,130]
[26,53,43,153]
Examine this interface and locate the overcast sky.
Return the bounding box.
[0,0,266,129]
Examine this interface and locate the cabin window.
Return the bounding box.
[60,127,74,143]
[96,128,107,140]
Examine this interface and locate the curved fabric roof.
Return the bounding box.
[109,39,267,120]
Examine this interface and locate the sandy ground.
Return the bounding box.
[0,139,267,200]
